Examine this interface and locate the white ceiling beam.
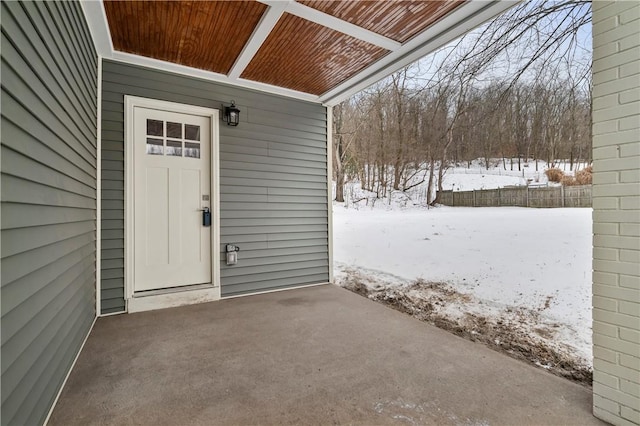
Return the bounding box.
[284,1,401,51]
[320,1,519,106]
[228,1,291,79]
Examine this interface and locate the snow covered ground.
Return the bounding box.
[333,205,593,368]
[339,158,590,209]
[442,169,528,192]
[443,159,549,191]
[442,160,588,191]
[333,160,593,373]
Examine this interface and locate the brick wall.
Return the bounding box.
[592,2,640,425]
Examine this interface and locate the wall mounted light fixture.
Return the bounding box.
[223,101,240,126]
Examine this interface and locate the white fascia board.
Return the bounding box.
[80,0,113,56]
[285,1,401,51]
[320,1,520,106]
[228,1,291,79]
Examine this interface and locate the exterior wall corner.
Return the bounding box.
[592,2,640,425]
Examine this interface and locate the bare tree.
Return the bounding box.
[330,0,592,205]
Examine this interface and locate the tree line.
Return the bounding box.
[332,0,592,204]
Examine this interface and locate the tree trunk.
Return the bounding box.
[426,158,436,205]
[335,172,345,203]
[332,104,346,202]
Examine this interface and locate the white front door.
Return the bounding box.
[133,106,212,292]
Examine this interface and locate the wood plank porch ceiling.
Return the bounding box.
[103,0,463,97]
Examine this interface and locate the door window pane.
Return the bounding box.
[146,138,164,155]
[184,142,200,158]
[147,119,163,136]
[185,125,200,141]
[166,140,182,156]
[167,122,182,139]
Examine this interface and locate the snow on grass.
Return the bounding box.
[333,204,593,366]
[443,158,590,192]
[443,159,546,191]
[338,158,590,211]
[442,170,527,192]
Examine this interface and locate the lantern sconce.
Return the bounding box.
[223,101,240,126]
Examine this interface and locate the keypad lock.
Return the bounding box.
[202,207,211,227]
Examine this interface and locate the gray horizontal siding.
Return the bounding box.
[101,60,329,308]
[1,1,97,425]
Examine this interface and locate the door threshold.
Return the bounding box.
[128,283,220,313]
[133,283,215,298]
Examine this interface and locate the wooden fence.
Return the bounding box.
[436,185,592,208]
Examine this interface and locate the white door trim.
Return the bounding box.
[124,96,220,311]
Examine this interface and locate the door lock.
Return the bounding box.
[201,207,211,227]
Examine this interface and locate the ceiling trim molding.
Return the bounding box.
[284,1,401,51]
[319,1,519,106]
[109,51,321,103]
[228,1,291,79]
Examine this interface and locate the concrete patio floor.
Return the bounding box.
[50,284,604,425]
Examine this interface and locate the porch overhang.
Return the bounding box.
[81,0,517,106]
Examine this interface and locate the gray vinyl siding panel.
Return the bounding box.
[101,60,329,308]
[0,1,97,425]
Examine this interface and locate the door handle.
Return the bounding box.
[201,207,211,227]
